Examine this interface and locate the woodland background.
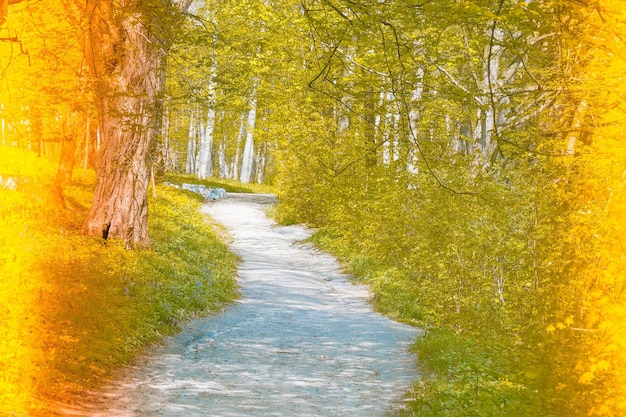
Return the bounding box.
[0,0,625,416]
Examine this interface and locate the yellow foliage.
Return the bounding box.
[579,372,595,385]
[568,0,626,413]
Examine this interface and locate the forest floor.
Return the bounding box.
[63,194,420,416]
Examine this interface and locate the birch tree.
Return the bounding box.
[194,31,218,179]
[239,83,258,183]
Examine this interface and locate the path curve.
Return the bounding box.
[78,194,420,416]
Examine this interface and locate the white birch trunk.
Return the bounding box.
[476,25,504,167]
[218,140,229,178]
[382,92,400,165]
[337,41,357,134]
[196,111,215,179]
[240,95,257,183]
[195,57,217,179]
[408,67,424,142]
[255,141,267,184]
[392,112,400,162]
[565,99,588,156]
[185,116,196,174]
[231,113,246,180]
[407,91,420,175]
[373,88,385,136]
[337,96,351,133]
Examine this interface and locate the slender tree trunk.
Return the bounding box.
[186,113,196,174]
[406,70,422,174]
[218,140,229,178]
[231,112,246,180]
[83,116,90,180]
[240,93,257,184]
[195,36,217,180]
[55,110,79,186]
[565,99,588,156]
[196,113,215,179]
[255,142,266,184]
[82,0,190,248]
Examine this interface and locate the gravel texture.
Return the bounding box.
[65,194,420,417]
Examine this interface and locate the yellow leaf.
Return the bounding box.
[599,320,614,330]
[579,371,595,384]
[596,360,610,371]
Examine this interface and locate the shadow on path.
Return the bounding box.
[67,194,420,417]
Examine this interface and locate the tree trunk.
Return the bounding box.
[218,140,229,178]
[565,99,588,156]
[195,113,215,179]
[255,142,266,184]
[82,116,90,180]
[195,38,217,180]
[231,113,246,180]
[55,110,79,186]
[407,67,423,176]
[186,113,196,174]
[82,0,190,249]
[240,94,257,184]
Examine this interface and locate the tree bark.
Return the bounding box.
[195,37,217,180]
[565,99,588,156]
[55,110,78,187]
[240,94,257,184]
[195,113,215,179]
[231,112,246,180]
[82,0,189,249]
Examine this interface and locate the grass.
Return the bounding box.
[0,146,240,416]
[163,172,274,194]
[306,223,544,417]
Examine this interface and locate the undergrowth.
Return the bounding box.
[308,226,549,417]
[0,146,239,416]
[164,172,274,194]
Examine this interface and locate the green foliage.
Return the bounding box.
[274,1,626,416]
[44,184,239,395]
[401,329,538,417]
[163,0,309,183]
[2,0,624,415]
[164,172,274,194]
[0,147,238,414]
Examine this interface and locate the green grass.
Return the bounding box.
[164,173,275,194]
[0,148,240,415]
[396,330,536,417]
[306,223,548,417]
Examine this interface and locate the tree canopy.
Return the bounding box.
[0,0,625,415]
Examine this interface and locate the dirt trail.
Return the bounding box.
[71,194,420,416]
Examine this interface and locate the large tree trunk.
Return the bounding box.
[82,0,190,249]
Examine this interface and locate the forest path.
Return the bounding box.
[80,194,420,416]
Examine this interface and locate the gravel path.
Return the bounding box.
[72,194,420,416]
